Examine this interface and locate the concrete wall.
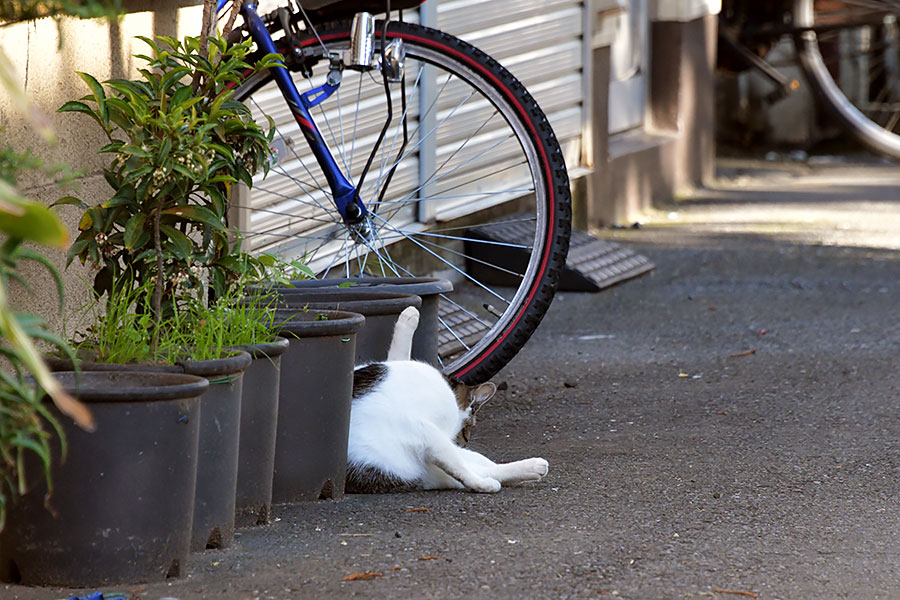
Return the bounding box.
[0,2,201,332]
[585,10,718,228]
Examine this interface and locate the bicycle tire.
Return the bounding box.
[232,20,571,384]
[794,0,900,158]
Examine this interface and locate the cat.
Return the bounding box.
[346,306,549,493]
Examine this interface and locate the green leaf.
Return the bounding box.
[102,185,136,209]
[159,224,194,261]
[162,205,226,232]
[57,100,103,128]
[98,141,125,154]
[104,96,136,121]
[171,85,193,108]
[160,67,192,92]
[171,164,194,178]
[123,165,153,185]
[158,137,172,163]
[123,213,147,249]
[50,196,88,209]
[120,144,151,158]
[0,182,69,247]
[66,237,90,267]
[77,72,108,126]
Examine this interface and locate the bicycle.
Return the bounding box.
[719,0,900,158]
[218,0,572,384]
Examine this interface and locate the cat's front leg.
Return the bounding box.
[421,428,501,493]
[492,457,549,485]
[458,448,549,486]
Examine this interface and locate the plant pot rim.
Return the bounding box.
[43,354,182,373]
[179,350,253,376]
[274,309,365,338]
[251,276,454,296]
[299,276,454,295]
[271,291,422,316]
[228,336,290,359]
[51,370,209,402]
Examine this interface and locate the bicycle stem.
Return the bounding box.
[239,1,366,223]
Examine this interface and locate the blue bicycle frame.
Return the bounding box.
[217,0,366,223]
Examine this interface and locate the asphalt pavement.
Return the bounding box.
[5,157,900,600]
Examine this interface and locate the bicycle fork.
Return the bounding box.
[240,2,407,237]
[241,2,367,225]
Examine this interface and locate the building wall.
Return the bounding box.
[589,4,718,227]
[1,1,719,334]
[0,2,202,332]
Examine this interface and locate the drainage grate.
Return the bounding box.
[464,214,655,292]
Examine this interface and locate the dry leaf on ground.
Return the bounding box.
[342,571,383,581]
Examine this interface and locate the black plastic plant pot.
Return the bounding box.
[0,371,208,587]
[271,290,421,364]
[257,277,452,366]
[272,310,364,503]
[179,351,252,552]
[227,337,290,527]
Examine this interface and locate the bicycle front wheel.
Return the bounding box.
[233,20,571,383]
[794,0,900,157]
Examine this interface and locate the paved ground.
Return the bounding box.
[5,157,900,599]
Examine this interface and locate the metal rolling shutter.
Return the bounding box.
[238,1,586,262]
[433,0,586,180]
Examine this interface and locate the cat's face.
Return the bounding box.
[445,377,496,446]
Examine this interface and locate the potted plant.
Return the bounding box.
[0,2,230,585]
[0,370,208,587]
[251,273,452,366]
[205,260,290,527]
[57,33,278,351]
[0,104,209,592]
[57,273,255,552]
[51,33,280,551]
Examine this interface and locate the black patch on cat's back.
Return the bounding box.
[353,363,388,399]
[346,463,416,494]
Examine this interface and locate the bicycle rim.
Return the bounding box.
[794,0,900,157]
[232,21,571,383]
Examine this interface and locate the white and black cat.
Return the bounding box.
[346,307,549,493]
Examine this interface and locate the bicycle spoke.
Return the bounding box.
[369,213,511,306]
[380,228,532,250]
[396,234,526,280]
[249,97,332,198]
[372,187,535,207]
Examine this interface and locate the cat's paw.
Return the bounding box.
[521,457,549,480]
[396,306,420,331]
[470,476,502,493]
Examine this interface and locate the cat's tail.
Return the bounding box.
[387,306,420,361]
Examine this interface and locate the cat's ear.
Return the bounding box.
[468,382,496,414]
